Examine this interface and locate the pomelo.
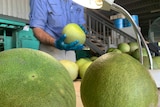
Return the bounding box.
[76,58,92,77]
[152,56,160,69]
[111,48,122,53]
[62,23,86,44]
[81,52,158,107]
[131,48,148,60]
[142,56,159,69]
[106,47,116,53]
[76,58,91,68]
[0,48,76,107]
[60,60,78,81]
[79,61,92,79]
[90,56,98,61]
[117,42,130,53]
[128,41,139,53]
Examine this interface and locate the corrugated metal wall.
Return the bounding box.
[0,0,30,20]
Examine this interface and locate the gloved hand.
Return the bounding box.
[54,34,84,50]
[79,24,88,34]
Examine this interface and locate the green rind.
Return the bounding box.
[81,52,158,107]
[0,48,76,107]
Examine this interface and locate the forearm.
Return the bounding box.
[32,27,56,46]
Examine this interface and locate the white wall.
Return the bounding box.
[0,0,30,20]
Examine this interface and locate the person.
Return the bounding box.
[29,0,87,62]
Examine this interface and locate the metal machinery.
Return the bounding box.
[148,17,160,56]
[0,18,39,51]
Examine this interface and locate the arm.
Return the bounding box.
[30,0,55,45]
[32,27,56,46]
[33,27,84,50]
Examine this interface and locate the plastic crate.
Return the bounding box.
[4,36,15,50]
[0,18,26,51]
[16,28,40,50]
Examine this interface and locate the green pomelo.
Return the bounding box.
[142,56,159,69]
[76,58,91,68]
[81,52,158,107]
[90,56,98,61]
[79,61,92,79]
[117,42,130,53]
[152,56,160,69]
[107,48,122,53]
[128,42,139,53]
[76,58,92,77]
[111,48,122,53]
[131,48,148,60]
[106,47,116,53]
[60,60,78,81]
[62,23,86,44]
[0,48,76,107]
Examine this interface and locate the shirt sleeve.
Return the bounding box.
[29,0,48,30]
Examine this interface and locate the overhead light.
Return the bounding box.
[72,0,103,9]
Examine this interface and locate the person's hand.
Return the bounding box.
[79,24,88,34]
[54,34,84,50]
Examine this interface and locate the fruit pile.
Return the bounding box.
[60,56,98,81]
[0,23,158,107]
[107,41,160,69]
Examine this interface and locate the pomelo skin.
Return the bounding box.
[81,52,158,107]
[0,48,76,107]
[62,23,86,44]
[60,60,79,81]
[118,42,130,53]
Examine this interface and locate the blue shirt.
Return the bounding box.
[29,0,86,39]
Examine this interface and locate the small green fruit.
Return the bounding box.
[118,42,130,53]
[79,61,92,79]
[131,48,148,60]
[76,58,91,68]
[128,42,139,53]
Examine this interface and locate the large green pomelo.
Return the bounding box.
[81,52,158,107]
[0,48,76,107]
[62,23,86,44]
